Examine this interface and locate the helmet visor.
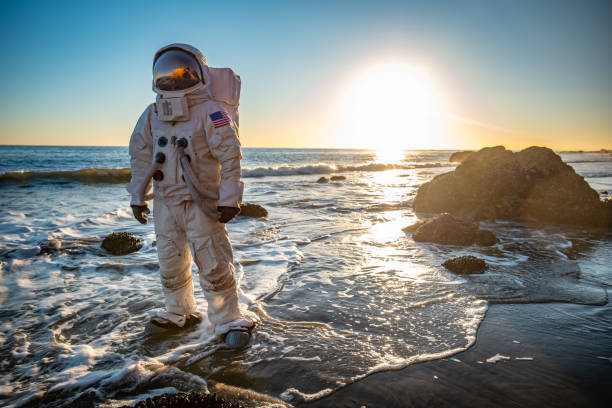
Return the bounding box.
[153,49,202,91]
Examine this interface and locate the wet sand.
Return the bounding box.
[304,302,612,408]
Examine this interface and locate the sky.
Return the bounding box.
[0,0,610,150]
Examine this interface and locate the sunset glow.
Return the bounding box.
[0,1,610,151]
[338,64,442,150]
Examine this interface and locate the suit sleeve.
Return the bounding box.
[204,109,244,208]
[126,105,154,206]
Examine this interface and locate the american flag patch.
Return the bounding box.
[210,111,230,128]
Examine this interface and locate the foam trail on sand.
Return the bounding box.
[279,300,487,403]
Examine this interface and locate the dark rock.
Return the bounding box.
[442,256,487,274]
[411,213,498,246]
[415,146,526,221]
[449,151,473,162]
[475,230,499,246]
[516,146,568,178]
[414,145,609,227]
[238,203,268,218]
[129,392,242,408]
[101,232,142,255]
[330,175,346,181]
[317,176,329,183]
[599,148,611,153]
[518,147,604,226]
[602,191,608,195]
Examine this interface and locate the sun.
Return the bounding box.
[337,63,442,150]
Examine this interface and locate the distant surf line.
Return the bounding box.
[0,162,451,184]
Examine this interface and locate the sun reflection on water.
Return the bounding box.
[375,148,406,164]
[365,168,415,208]
[368,219,406,243]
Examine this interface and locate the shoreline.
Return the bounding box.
[303,301,612,408]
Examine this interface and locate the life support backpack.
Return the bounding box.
[208,67,241,128]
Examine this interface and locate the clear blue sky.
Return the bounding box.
[1,0,611,149]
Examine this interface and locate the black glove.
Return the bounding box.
[131,205,150,224]
[218,206,240,223]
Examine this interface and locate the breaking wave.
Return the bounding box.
[0,162,449,184]
[564,159,612,164]
[0,168,131,184]
[575,170,612,178]
[242,161,448,178]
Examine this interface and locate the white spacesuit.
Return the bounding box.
[127,44,252,346]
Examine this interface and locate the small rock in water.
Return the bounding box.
[602,190,608,195]
[475,229,499,246]
[101,232,142,255]
[411,213,498,246]
[129,392,242,408]
[317,176,329,183]
[442,256,487,274]
[239,203,268,218]
[330,175,346,181]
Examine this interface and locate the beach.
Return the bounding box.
[306,302,612,407]
[0,146,610,407]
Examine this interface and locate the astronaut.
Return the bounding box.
[127,44,253,348]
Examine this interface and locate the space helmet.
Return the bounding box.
[153,49,203,91]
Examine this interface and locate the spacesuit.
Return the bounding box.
[127,44,252,344]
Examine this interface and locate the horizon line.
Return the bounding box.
[0,144,468,151]
[0,144,610,152]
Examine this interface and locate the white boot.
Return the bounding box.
[149,310,202,333]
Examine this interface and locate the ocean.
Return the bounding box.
[0,146,611,407]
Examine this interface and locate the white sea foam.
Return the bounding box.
[280,386,335,402]
[282,355,322,362]
[486,354,511,363]
[279,300,488,403]
[16,278,32,288]
[236,240,303,301]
